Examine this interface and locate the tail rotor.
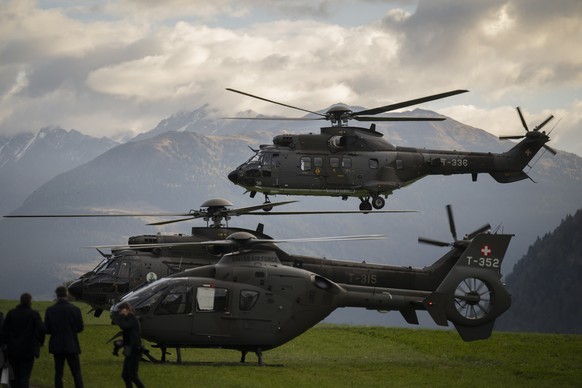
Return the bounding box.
[499,106,557,155]
[418,205,491,248]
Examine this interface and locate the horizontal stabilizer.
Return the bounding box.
[453,321,495,341]
[489,171,529,183]
[423,293,449,327]
[400,309,419,325]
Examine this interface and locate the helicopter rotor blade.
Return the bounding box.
[465,223,492,240]
[418,237,451,247]
[446,204,458,242]
[353,116,446,122]
[226,88,326,117]
[534,115,554,132]
[147,217,199,226]
[246,209,418,215]
[353,90,468,117]
[516,106,529,132]
[91,234,385,250]
[543,144,558,156]
[227,200,298,215]
[4,212,191,219]
[498,135,525,140]
[223,117,325,121]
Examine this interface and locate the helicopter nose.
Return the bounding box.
[68,279,84,300]
[228,169,239,184]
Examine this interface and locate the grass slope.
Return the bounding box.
[1,300,581,387]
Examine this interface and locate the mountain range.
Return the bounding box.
[0,105,581,332]
[0,127,117,215]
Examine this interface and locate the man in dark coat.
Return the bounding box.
[0,293,45,388]
[117,302,145,388]
[44,286,84,388]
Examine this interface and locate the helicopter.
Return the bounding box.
[5,198,413,317]
[111,206,513,365]
[226,88,557,211]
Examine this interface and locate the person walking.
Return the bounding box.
[117,302,145,388]
[0,293,45,388]
[44,286,84,388]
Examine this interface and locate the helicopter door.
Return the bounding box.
[191,286,231,342]
[326,156,355,189]
[298,155,325,189]
[261,152,280,185]
[152,285,194,343]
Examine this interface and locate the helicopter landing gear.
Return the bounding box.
[371,196,385,210]
[240,348,264,366]
[263,195,273,212]
[359,198,372,212]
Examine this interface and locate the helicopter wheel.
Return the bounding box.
[359,199,372,212]
[262,196,273,212]
[371,196,385,210]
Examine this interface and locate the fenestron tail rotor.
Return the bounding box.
[418,205,491,248]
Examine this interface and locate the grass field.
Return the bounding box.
[1,300,581,387]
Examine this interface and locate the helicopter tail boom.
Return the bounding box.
[337,232,512,341]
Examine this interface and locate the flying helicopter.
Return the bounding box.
[5,198,413,317]
[111,206,513,365]
[226,88,557,211]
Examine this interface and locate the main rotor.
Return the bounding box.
[226,88,468,127]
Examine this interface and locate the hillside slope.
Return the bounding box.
[497,209,582,334]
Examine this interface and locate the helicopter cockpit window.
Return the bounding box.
[239,290,259,311]
[100,260,119,275]
[117,262,130,278]
[342,157,352,168]
[155,285,192,315]
[196,287,229,312]
[369,159,379,169]
[300,156,311,171]
[262,153,272,167]
[92,258,109,274]
[119,278,177,314]
[246,153,262,166]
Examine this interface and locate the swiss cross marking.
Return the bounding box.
[481,245,492,257]
[525,148,532,156]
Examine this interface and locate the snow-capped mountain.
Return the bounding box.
[0,126,118,215]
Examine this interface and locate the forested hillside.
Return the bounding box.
[497,209,582,334]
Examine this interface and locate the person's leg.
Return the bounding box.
[54,354,66,388]
[66,353,84,388]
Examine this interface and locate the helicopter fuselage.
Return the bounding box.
[112,231,513,364]
[228,125,549,210]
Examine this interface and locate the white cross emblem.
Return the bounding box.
[481,245,492,257]
[525,148,532,156]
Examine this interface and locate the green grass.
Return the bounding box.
[1,300,581,387]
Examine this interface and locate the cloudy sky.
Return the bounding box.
[1,0,581,155]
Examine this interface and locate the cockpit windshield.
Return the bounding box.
[91,258,109,274]
[245,152,262,165]
[115,278,182,314]
[93,258,119,275]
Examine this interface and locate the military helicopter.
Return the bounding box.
[5,198,412,316]
[226,88,556,211]
[111,206,513,365]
